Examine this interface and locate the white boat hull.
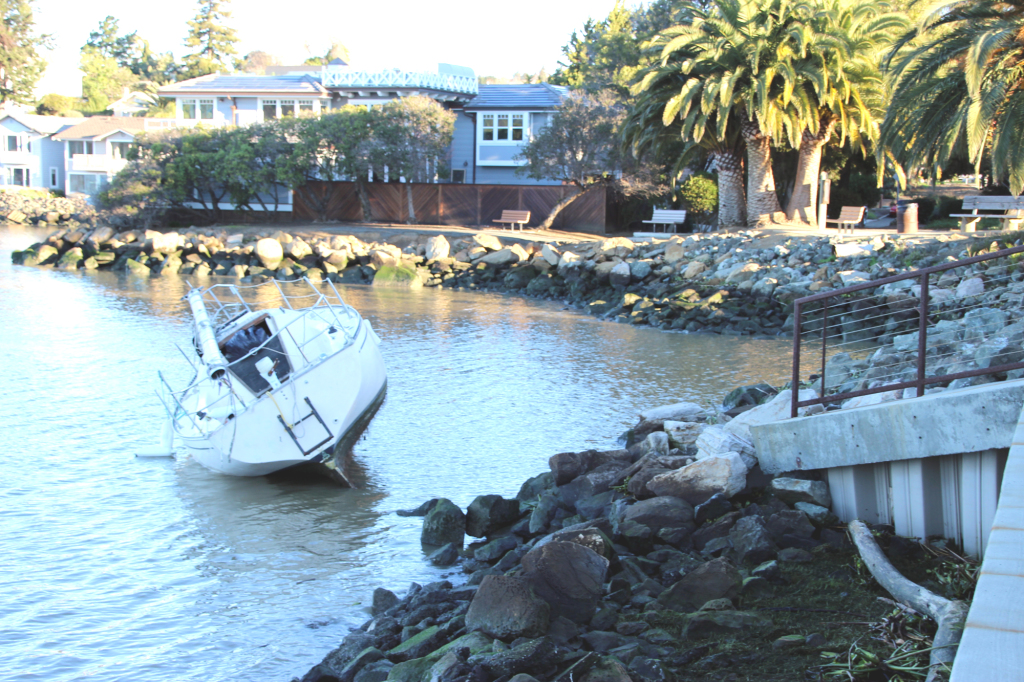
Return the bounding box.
[177,319,387,478]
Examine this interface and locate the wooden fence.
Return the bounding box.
[292,181,611,234]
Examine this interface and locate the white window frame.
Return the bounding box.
[261,99,278,120]
[69,173,106,195]
[181,98,214,120]
[479,111,528,144]
[110,141,132,159]
[68,140,95,157]
[6,134,26,152]
[49,167,58,187]
[8,167,30,186]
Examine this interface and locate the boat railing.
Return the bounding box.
[194,278,360,333]
[156,278,366,435]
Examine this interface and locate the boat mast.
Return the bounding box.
[187,289,229,379]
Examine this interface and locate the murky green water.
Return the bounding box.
[0,225,798,681]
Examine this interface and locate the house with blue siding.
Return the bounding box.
[453,84,567,185]
[157,64,567,186]
[0,110,81,191]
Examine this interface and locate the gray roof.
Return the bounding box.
[158,74,329,97]
[464,84,568,111]
[1,111,83,135]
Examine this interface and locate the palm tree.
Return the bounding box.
[783,0,905,224]
[625,67,747,227]
[630,0,820,227]
[881,0,1024,194]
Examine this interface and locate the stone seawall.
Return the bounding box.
[12,225,1023,340]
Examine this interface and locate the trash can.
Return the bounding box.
[897,203,918,234]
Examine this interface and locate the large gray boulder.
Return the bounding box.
[646,454,748,505]
[609,261,631,288]
[465,494,520,538]
[466,575,550,640]
[421,498,466,547]
[640,402,707,423]
[769,478,832,508]
[522,541,609,623]
[657,557,742,612]
[623,497,695,536]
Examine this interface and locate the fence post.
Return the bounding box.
[917,272,929,397]
[791,300,803,419]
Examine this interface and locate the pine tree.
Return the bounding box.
[0,0,50,104]
[182,0,239,78]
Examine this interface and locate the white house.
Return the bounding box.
[51,116,174,198]
[0,109,81,191]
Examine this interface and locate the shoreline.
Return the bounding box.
[11,222,1021,342]
[293,395,977,682]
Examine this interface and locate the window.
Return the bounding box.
[6,135,23,152]
[69,141,94,156]
[69,174,105,194]
[9,168,29,186]
[50,167,58,187]
[451,169,465,184]
[262,100,278,120]
[111,142,132,159]
[280,100,295,117]
[480,112,527,142]
[298,100,314,115]
[182,99,214,120]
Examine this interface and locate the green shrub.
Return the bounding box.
[937,195,963,218]
[914,196,937,222]
[848,173,881,209]
[678,173,718,220]
[827,187,863,218]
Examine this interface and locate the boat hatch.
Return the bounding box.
[221,317,293,394]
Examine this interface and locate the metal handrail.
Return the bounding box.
[791,243,1024,418]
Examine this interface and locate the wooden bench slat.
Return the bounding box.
[642,209,688,233]
[493,210,531,230]
[955,195,1024,233]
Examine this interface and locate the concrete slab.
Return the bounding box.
[951,402,1024,680]
[750,380,1024,474]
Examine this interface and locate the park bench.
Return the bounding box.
[642,209,688,233]
[951,196,1024,232]
[492,210,530,230]
[825,206,866,235]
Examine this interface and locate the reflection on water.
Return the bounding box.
[0,226,803,681]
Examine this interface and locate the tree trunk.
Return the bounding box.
[785,118,835,225]
[539,184,592,230]
[405,183,416,225]
[714,149,746,228]
[356,180,374,223]
[848,521,968,682]
[741,116,782,226]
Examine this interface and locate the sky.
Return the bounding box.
[33,0,628,86]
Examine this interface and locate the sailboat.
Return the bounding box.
[147,279,387,483]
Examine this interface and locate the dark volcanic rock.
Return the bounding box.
[397,499,440,517]
[522,541,610,623]
[694,493,732,525]
[729,516,778,565]
[429,543,460,567]
[465,575,550,640]
[623,496,695,535]
[691,511,741,551]
[466,494,521,538]
[549,449,630,486]
[372,588,399,616]
[480,636,556,677]
[657,557,742,612]
[766,510,816,546]
[421,499,466,547]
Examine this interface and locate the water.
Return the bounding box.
[0,226,798,682]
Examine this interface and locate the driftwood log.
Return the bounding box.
[848,520,969,682]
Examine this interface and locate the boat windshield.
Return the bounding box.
[221,319,292,394]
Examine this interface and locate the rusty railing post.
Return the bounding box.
[917,271,929,397]
[791,300,803,419]
[820,298,830,400]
